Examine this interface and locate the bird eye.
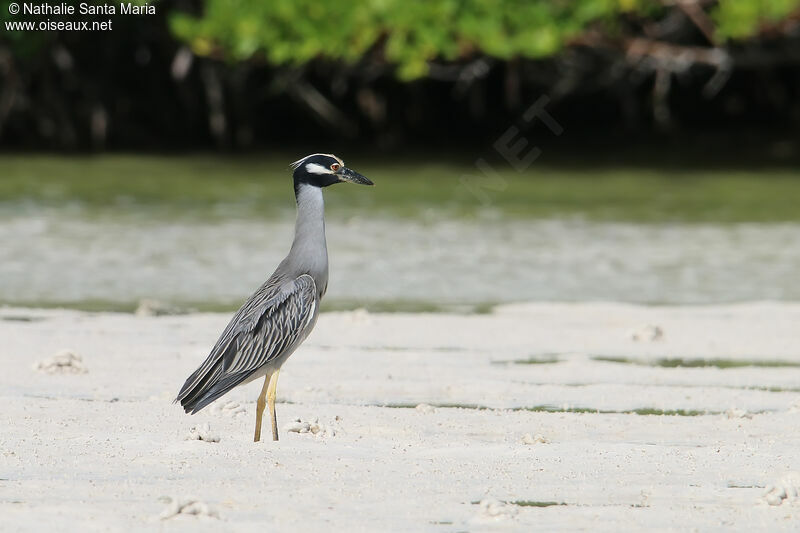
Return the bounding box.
[330,163,340,171]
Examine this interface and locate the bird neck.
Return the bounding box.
[288,183,329,286]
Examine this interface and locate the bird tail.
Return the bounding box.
[175,359,223,414]
[176,360,252,414]
[183,373,250,414]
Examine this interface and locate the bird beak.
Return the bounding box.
[337,167,373,186]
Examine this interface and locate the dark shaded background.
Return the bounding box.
[1,1,799,162]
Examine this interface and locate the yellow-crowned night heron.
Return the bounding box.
[176,154,373,441]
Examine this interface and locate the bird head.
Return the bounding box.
[291,153,373,189]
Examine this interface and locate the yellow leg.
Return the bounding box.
[253,372,271,442]
[267,369,281,441]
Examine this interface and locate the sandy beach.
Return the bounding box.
[2,302,800,531]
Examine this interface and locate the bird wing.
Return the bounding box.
[176,274,317,407]
[221,274,317,375]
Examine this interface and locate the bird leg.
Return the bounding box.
[254,371,272,442]
[267,369,281,441]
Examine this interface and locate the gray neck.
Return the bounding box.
[285,183,329,295]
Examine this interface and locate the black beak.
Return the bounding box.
[338,167,373,186]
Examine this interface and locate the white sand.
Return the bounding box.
[2,302,800,531]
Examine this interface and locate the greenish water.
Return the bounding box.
[470,500,567,507]
[510,501,568,508]
[381,402,715,416]
[2,155,800,310]
[592,356,800,369]
[3,155,800,222]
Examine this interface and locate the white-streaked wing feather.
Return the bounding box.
[176,274,317,400]
[222,275,317,374]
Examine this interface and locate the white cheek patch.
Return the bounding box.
[305,163,332,175]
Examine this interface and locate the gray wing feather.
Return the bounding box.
[223,277,316,374]
[176,274,317,410]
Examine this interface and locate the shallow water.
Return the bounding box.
[4,211,800,310]
[3,155,799,310]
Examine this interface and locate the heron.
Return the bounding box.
[176,154,373,441]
